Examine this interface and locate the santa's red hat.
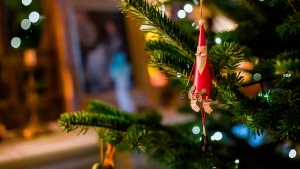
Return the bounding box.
[198,19,206,46]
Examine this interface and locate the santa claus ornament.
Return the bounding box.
[181,0,216,152]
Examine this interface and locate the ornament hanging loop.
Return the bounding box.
[200,0,204,19]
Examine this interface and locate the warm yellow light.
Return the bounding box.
[238,61,254,82]
[148,66,168,87]
[159,0,169,3]
[145,32,159,41]
[24,49,37,67]
[239,61,254,70]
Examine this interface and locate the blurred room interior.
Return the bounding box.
[0,0,250,168]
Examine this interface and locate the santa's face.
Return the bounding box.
[199,46,207,57]
[196,46,207,74]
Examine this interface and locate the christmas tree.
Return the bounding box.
[58,0,300,168]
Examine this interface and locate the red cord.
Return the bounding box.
[185,61,196,89]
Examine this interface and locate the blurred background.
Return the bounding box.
[1,0,298,169]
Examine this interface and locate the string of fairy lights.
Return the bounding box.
[10,0,42,49]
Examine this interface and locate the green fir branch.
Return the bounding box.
[270,89,300,139]
[228,89,300,140]
[215,72,245,105]
[274,49,300,87]
[275,56,300,77]
[272,89,300,139]
[240,0,268,21]
[58,102,230,168]
[145,40,194,62]
[276,13,300,38]
[118,125,148,153]
[149,50,192,78]
[269,0,283,6]
[209,42,252,74]
[231,91,275,135]
[58,111,132,133]
[276,49,300,61]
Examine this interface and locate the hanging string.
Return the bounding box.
[200,105,206,124]
[200,0,203,19]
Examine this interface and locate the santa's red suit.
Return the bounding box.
[190,19,212,113]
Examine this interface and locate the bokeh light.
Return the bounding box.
[21,19,31,30]
[253,73,262,81]
[192,126,200,134]
[184,4,193,13]
[11,37,21,48]
[193,0,199,5]
[215,37,221,44]
[22,0,32,6]
[29,11,40,23]
[177,10,186,19]
[289,149,296,158]
[211,131,222,141]
[147,66,168,87]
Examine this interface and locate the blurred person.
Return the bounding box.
[85,42,112,92]
[106,20,136,113]
[76,11,113,92]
